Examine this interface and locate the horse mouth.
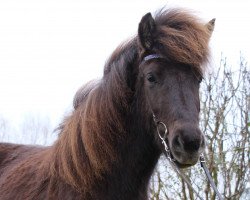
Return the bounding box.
[174,160,193,168]
[162,151,193,168]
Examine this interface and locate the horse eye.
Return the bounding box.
[146,73,156,83]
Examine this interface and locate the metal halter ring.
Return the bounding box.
[156,121,168,140]
[155,121,175,162]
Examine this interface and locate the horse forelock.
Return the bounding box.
[153,8,211,74]
[104,8,211,78]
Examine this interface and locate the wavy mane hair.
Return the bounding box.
[0,8,214,200]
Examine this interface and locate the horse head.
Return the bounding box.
[137,11,215,168]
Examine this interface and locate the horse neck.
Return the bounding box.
[49,43,160,195]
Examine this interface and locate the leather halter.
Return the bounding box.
[142,54,224,200]
[143,54,164,61]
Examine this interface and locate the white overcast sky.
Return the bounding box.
[0,0,249,129]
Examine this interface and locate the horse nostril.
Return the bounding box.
[184,139,200,152]
[173,129,203,153]
[173,135,184,149]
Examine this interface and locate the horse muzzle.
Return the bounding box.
[169,125,205,168]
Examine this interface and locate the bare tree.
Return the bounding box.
[20,113,54,145]
[0,113,54,145]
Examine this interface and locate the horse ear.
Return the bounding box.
[138,13,156,51]
[206,18,216,35]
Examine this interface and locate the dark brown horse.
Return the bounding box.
[0,8,215,200]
